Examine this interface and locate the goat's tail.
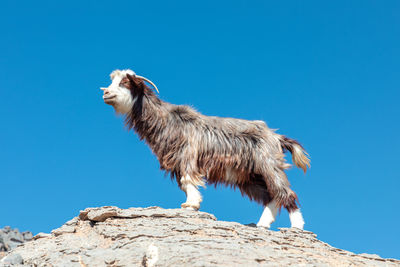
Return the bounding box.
[281,136,310,173]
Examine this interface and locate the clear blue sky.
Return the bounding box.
[1,0,399,259]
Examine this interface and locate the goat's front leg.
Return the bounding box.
[180,175,202,211]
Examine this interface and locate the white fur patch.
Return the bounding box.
[257,200,278,228]
[289,209,305,229]
[185,184,202,205]
[180,175,202,209]
[102,69,136,114]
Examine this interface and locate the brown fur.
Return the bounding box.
[281,136,311,173]
[123,74,310,212]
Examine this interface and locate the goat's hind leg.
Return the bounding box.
[257,199,278,228]
[180,174,203,211]
[289,209,305,229]
[238,175,276,228]
[281,189,305,229]
[262,167,305,229]
[286,200,305,229]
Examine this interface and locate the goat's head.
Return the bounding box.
[100,69,159,114]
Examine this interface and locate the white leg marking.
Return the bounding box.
[257,199,278,228]
[289,209,305,229]
[180,175,202,210]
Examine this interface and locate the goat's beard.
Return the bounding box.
[103,95,131,114]
[108,101,132,115]
[104,99,115,106]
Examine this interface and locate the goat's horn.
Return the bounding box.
[100,87,107,91]
[136,75,160,93]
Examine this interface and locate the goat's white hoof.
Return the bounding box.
[181,203,199,211]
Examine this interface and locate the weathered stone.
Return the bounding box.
[0,227,33,254]
[32,233,51,240]
[2,227,11,234]
[1,206,399,266]
[20,233,32,242]
[51,224,76,237]
[0,253,23,265]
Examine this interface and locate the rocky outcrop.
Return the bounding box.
[1,206,399,266]
[0,227,32,260]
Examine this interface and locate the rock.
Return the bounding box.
[1,227,11,234]
[0,253,23,265]
[21,232,32,242]
[1,206,399,266]
[0,227,33,253]
[32,233,51,240]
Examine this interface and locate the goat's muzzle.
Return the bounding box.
[101,87,116,105]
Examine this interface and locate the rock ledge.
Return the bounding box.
[1,206,399,266]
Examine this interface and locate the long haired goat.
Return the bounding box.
[100,69,310,229]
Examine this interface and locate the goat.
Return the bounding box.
[100,69,310,229]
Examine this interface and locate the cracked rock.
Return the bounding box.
[1,206,399,266]
[0,227,33,254]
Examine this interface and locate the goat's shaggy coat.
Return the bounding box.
[102,69,310,227]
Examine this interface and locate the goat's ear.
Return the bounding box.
[126,73,144,94]
[126,73,135,82]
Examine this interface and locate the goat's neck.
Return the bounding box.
[125,92,171,146]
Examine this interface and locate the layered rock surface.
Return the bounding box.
[1,206,399,266]
[0,227,32,260]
